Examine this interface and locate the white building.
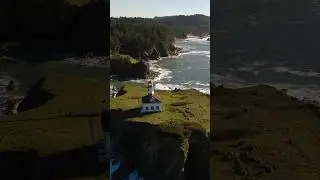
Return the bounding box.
[141,80,161,113]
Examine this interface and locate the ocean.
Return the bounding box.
[150,36,210,94]
[211,57,320,104]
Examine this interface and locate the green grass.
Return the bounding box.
[0,72,107,156]
[111,53,138,64]
[111,82,210,132]
[211,85,320,180]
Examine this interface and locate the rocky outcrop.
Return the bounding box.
[148,47,161,60]
[143,45,182,60]
[109,109,210,180]
[0,75,23,116]
[168,46,183,56]
[111,121,186,180]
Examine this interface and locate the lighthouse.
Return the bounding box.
[140,80,161,113]
[147,80,155,95]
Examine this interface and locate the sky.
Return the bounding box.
[110,0,210,18]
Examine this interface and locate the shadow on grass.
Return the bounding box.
[17,77,55,112]
[0,144,107,179]
[65,112,100,118]
[110,108,158,122]
[0,117,59,123]
[116,87,127,97]
[211,129,259,142]
[0,112,100,123]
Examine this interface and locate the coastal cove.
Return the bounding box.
[112,36,210,95]
[110,14,210,95]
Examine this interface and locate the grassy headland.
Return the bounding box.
[111,82,210,131]
[211,85,320,180]
[110,83,210,179]
[110,54,148,79]
[0,73,107,179]
[1,72,106,154]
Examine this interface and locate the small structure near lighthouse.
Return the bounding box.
[141,80,161,113]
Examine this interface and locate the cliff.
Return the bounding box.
[110,83,210,180]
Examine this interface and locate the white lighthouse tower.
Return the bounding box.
[147,80,155,95]
[140,80,161,113]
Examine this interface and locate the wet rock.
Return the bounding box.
[173,88,182,92]
[149,48,160,60]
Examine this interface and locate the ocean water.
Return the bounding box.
[211,59,320,104]
[151,36,210,94]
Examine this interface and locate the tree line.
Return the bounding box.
[110,14,210,79]
[110,15,210,58]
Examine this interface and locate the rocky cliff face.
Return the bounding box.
[145,45,182,60]
[109,109,210,180]
[111,121,186,180]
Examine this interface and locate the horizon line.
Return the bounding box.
[110,14,210,19]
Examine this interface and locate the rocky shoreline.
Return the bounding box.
[0,75,24,116]
[144,45,183,61]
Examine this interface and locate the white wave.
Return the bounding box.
[289,70,320,77]
[149,62,172,82]
[287,88,320,103]
[155,83,210,94]
[155,83,187,91]
[193,87,210,95]
[195,82,210,86]
[182,81,210,88]
[266,83,320,104]
[184,35,210,42]
[161,54,184,59]
[211,75,320,104]
[180,50,210,57]
[272,66,320,77]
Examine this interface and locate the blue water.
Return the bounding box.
[151,36,210,94]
